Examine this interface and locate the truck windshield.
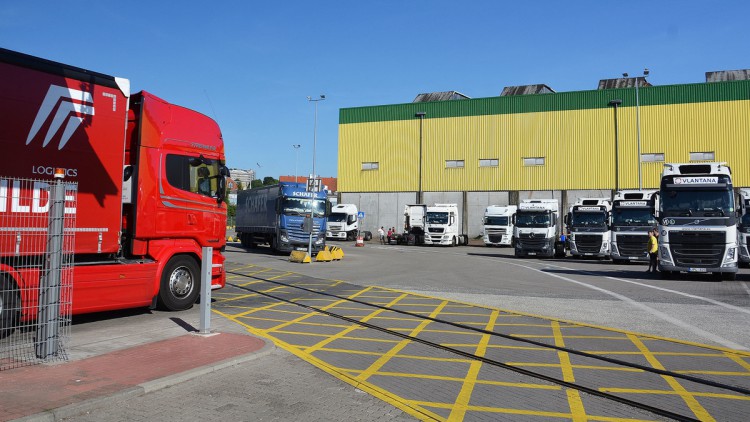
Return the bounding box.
[282,198,326,217]
[485,216,509,226]
[328,212,347,222]
[571,212,607,227]
[426,212,449,224]
[660,189,733,217]
[515,212,551,228]
[612,208,656,227]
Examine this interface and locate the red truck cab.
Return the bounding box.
[0,48,227,332]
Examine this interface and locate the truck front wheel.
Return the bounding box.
[158,255,200,311]
[0,276,20,339]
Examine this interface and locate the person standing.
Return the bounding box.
[378,226,385,244]
[647,229,659,273]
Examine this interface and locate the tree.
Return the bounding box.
[262,176,278,186]
[250,179,262,188]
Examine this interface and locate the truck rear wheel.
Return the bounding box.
[364,231,372,241]
[0,276,20,339]
[157,255,200,311]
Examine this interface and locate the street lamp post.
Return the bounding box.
[623,69,649,189]
[292,144,301,183]
[608,99,623,192]
[415,111,426,203]
[306,95,325,257]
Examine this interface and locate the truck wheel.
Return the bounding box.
[451,236,457,247]
[660,270,672,280]
[364,231,372,241]
[722,272,737,281]
[239,234,251,248]
[157,255,200,311]
[270,236,279,254]
[0,276,20,339]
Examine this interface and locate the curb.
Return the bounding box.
[14,340,276,422]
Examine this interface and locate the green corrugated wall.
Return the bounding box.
[338,80,750,192]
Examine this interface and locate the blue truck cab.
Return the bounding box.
[235,182,329,253]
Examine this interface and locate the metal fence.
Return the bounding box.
[1,176,76,371]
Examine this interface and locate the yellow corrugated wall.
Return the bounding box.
[338,99,750,192]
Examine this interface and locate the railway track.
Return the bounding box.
[223,268,750,422]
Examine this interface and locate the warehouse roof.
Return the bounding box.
[706,69,750,82]
[413,91,470,102]
[500,84,555,96]
[597,77,652,90]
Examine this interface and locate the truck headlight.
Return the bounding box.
[611,243,619,255]
[723,247,737,266]
[280,231,289,243]
[660,245,673,266]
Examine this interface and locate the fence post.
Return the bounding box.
[35,170,65,359]
[199,246,213,334]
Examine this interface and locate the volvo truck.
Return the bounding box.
[657,162,738,280]
[0,48,228,335]
[423,203,468,246]
[739,189,750,267]
[566,198,612,258]
[326,204,371,241]
[235,182,329,254]
[610,190,658,263]
[482,205,517,246]
[513,199,564,257]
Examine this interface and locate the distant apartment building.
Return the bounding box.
[228,168,255,189]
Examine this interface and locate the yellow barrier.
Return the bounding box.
[328,246,344,260]
[226,236,234,242]
[315,249,333,262]
[289,250,311,263]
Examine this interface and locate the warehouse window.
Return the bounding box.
[523,157,545,166]
[641,153,665,162]
[446,160,464,168]
[689,151,715,161]
[479,158,499,167]
[361,162,379,170]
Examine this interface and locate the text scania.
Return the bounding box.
[31,166,78,178]
[0,179,76,214]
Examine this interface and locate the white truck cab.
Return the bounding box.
[483,205,517,246]
[610,190,657,263]
[657,162,738,280]
[424,203,468,246]
[513,199,563,257]
[326,204,371,241]
[566,198,612,258]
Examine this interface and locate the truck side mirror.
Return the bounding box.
[326,200,332,217]
[511,215,516,224]
[563,214,569,225]
[276,198,282,214]
[216,176,226,204]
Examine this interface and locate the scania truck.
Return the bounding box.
[235,182,329,253]
[326,204,371,241]
[566,198,612,258]
[423,203,468,246]
[513,199,564,257]
[482,205,517,246]
[657,162,738,280]
[0,48,228,334]
[610,190,658,263]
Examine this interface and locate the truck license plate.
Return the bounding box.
[688,268,707,273]
[296,247,307,251]
[528,252,537,256]
[584,253,593,256]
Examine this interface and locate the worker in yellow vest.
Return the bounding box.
[647,229,659,273]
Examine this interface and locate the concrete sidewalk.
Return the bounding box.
[1,307,270,422]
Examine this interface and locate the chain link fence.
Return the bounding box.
[1,176,76,371]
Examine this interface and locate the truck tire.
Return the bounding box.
[364,231,372,241]
[451,236,457,247]
[461,235,469,245]
[270,235,279,254]
[239,233,251,248]
[157,255,200,311]
[0,276,20,339]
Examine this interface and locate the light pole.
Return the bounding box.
[623,68,649,189]
[415,111,426,203]
[608,99,623,192]
[306,95,325,257]
[292,144,301,183]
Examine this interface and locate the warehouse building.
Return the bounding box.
[337,72,750,237]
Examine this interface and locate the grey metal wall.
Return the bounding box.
[341,189,616,239]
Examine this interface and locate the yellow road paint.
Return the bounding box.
[449,309,499,421]
[356,301,449,382]
[599,388,750,401]
[629,334,715,422]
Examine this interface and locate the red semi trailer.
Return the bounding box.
[0,48,228,333]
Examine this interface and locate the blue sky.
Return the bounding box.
[3,1,749,181]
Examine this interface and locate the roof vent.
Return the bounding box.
[413,91,470,102]
[597,77,651,90]
[706,69,750,82]
[500,84,555,96]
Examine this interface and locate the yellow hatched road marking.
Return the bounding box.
[304,293,409,354]
[512,334,629,340]
[217,301,287,318]
[448,309,499,421]
[725,352,750,372]
[551,320,587,422]
[599,388,750,401]
[342,335,400,344]
[506,362,643,373]
[262,286,375,334]
[674,370,750,376]
[338,368,561,389]
[441,343,552,352]
[408,400,573,419]
[628,334,715,422]
[388,328,483,336]
[584,350,726,357]
[356,301,449,382]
